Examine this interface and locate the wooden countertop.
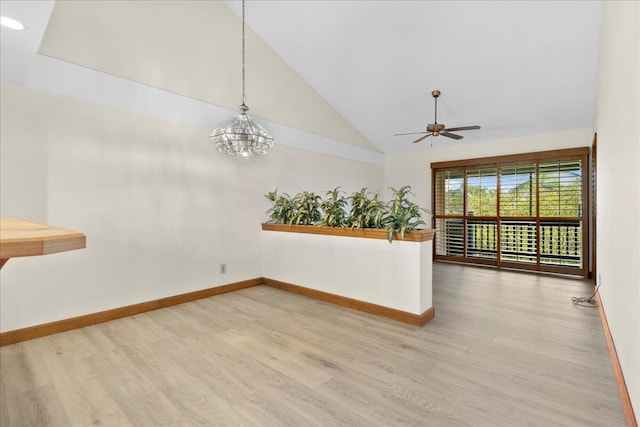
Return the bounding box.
[0,218,86,268]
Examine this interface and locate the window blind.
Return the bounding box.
[431,148,588,276]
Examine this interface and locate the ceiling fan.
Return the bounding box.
[395,90,481,143]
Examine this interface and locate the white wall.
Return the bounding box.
[384,127,593,212]
[0,87,48,222]
[594,0,640,418]
[0,82,383,332]
[263,231,433,315]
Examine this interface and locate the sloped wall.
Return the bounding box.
[39,0,377,151]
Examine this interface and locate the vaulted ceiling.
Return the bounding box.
[226,0,602,154]
[1,1,602,156]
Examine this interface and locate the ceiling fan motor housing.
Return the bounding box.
[426,123,446,134]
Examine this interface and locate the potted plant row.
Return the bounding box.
[264,186,431,242]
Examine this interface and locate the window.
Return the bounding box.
[432,148,589,276]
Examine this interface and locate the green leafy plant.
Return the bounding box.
[289,191,322,225]
[382,186,431,242]
[264,186,431,243]
[317,187,348,227]
[264,189,295,224]
[347,188,385,229]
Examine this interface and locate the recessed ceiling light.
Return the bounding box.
[1,16,25,30]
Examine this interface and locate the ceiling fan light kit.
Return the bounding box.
[395,90,480,144]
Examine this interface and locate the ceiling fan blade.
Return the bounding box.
[443,125,481,132]
[412,134,432,144]
[441,132,464,140]
[394,132,429,136]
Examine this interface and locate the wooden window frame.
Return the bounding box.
[431,147,589,277]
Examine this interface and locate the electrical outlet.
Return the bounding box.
[220,264,227,274]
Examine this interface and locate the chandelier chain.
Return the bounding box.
[241,0,246,105]
[209,0,273,158]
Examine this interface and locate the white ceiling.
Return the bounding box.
[224,0,602,154]
[1,1,603,156]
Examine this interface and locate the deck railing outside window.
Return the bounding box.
[432,148,589,276]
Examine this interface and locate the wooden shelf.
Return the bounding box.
[0,218,86,268]
[261,223,435,242]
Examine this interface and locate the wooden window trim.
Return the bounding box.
[431,147,589,170]
[432,147,589,277]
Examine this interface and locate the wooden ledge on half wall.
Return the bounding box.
[261,223,436,242]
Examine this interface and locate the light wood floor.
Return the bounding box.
[1,263,626,426]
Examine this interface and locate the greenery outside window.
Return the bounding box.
[432,148,589,276]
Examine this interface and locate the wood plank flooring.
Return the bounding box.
[0,262,626,426]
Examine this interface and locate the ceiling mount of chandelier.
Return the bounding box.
[210,0,274,159]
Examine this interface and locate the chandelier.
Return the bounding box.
[210,0,274,159]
